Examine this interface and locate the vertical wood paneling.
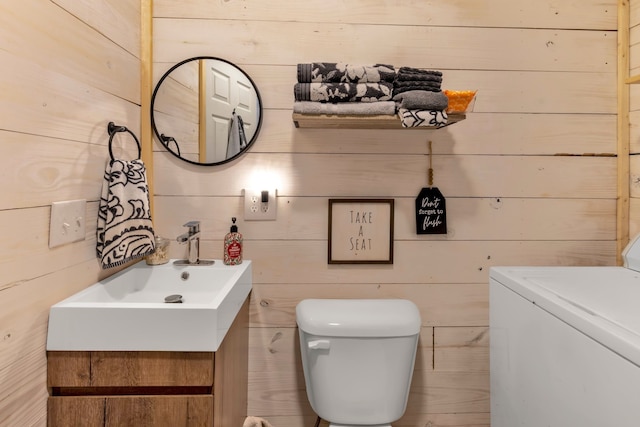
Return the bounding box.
[0,1,142,426]
[630,0,640,241]
[620,0,631,259]
[630,0,640,239]
[141,0,154,215]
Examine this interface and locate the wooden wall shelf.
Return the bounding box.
[292,113,466,129]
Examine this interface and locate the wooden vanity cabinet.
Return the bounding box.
[47,298,249,427]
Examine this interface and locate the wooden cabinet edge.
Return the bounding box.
[213,296,250,427]
[292,112,466,129]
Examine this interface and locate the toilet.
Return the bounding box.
[296,299,421,427]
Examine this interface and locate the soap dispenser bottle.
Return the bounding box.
[223,217,243,265]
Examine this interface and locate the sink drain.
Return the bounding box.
[164,294,183,303]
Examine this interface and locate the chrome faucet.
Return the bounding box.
[176,221,201,264]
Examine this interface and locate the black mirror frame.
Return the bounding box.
[150,56,263,166]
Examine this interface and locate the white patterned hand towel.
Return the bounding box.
[96,159,155,269]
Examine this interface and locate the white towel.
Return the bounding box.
[96,159,155,269]
[243,416,274,427]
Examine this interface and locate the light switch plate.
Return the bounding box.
[49,199,86,248]
[244,188,277,220]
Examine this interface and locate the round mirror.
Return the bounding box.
[151,56,263,166]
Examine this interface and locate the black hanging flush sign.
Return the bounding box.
[415,187,447,234]
[415,140,447,234]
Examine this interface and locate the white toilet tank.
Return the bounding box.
[296,299,421,426]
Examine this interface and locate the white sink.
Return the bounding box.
[46,260,251,352]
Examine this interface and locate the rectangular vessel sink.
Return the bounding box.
[46,260,251,352]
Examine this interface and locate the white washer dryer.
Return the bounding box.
[490,235,640,426]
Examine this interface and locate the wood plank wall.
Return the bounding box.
[152,1,618,426]
[0,1,141,425]
[629,1,640,235]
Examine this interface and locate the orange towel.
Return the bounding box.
[243,416,274,427]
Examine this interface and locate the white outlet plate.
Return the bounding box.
[49,199,87,248]
[244,188,277,220]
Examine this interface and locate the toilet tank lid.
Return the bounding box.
[296,299,421,337]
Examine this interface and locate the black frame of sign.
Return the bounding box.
[328,198,394,264]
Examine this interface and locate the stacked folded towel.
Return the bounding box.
[393,67,448,127]
[297,62,396,83]
[394,66,443,95]
[294,62,396,115]
[293,62,460,127]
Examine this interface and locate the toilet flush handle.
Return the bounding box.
[308,339,331,350]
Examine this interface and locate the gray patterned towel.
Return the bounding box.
[294,82,393,102]
[297,62,396,83]
[96,159,155,269]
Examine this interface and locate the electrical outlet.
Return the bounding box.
[49,199,87,248]
[244,188,277,220]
